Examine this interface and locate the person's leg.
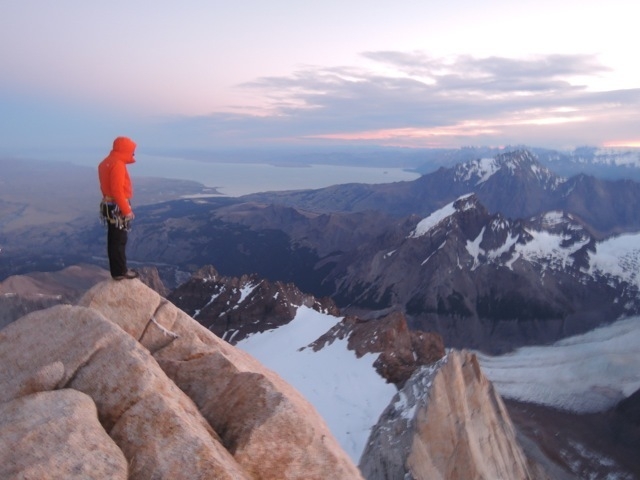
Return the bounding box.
[107,223,128,278]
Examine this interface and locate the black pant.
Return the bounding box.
[107,218,128,277]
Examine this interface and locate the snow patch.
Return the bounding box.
[541,211,565,227]
[487,232,519,262]
[409,194,473,238]
[410,203,456,238]
[150,316,179,339]
[588,233,640,289]
[457,157,500,185]
[506,229,588,270]
[466,227,485,270]
[200,288,224,312]
[237,282,257,304]
[421,241,446,266]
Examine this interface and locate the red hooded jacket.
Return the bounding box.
[98,136,136,216]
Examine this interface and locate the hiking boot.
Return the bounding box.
[113,270,139,280]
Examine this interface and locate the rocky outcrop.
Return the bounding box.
[359,350,539,480]
[310,310,445,387]
[80,279,362,479]
[0,279,362,479]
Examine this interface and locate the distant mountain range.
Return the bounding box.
[243,149,640,237]
[410,145,640,181]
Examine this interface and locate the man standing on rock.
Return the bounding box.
[98,136,139,280]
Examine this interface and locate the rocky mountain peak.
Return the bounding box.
[409,193,486,239]
[453,149,564,192]
[191,264,221,282]
[306,311,445,387]
[359,350,539,480]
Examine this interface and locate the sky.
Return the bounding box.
[1,0,639,158]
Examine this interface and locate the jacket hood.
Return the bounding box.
[111,136,136,163]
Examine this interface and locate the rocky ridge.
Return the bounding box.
[0,279,363,479]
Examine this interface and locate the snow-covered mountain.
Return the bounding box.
[333,192,640,352]
[411,145,640,181]
[452,149,565,190]
[536,147,640,168]
[409,195,640,291]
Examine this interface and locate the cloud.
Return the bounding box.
[3,51,637,153]
[362,51,610,89]
[105,52,640,150]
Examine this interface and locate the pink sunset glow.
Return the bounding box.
[1,1,639,153]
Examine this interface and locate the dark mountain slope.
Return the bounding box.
[167,264,339,343]
[559,175,640,237]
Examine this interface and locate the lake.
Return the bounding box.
[133,154,421,197]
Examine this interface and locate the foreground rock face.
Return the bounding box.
[359,350,541,480]
[0,279,362,480]
[0,304,248,479]
[0,389,128,479]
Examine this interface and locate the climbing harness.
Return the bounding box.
[99,197,132,231]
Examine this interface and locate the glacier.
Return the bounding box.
[477,315,640,413]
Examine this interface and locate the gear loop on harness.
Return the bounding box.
[100,197,132,231]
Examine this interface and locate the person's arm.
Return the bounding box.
[110,163,133,216]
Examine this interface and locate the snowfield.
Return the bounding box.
[235,306,397,462]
